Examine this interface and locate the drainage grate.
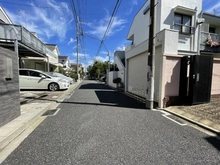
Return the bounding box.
[42,109,60,116]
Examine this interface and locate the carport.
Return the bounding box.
[0,23,50,71]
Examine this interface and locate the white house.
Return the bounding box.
[125,0,220,108]
[0,6,60,72]
[58,56,71,70]
[107,50,125,88]
[21,44,61,72]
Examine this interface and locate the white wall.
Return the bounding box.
[127,2,150,45]
[0,7,12,24]
[127,53,148,98]
[107,70,125,89]
[108,71,117,88]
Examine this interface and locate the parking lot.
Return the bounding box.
[20,83,77,104]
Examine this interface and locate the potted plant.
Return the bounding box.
[113,77,121,88]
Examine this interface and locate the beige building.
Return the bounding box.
[125,0,220,108]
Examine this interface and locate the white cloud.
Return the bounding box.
[116,46,126,51]
[205,2,220,14]
[94,55,109,62]
[6,0,73,42]
[100,51,109,55]
[87,13,126,39]
[126,0,138,15]
[68,38,76,45]
[72,52,89,58]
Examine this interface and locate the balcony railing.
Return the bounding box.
[0,23,58,59]
[200,32,220,52]
[46,47,58,59]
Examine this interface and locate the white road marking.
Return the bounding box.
[162,114,187,126]
[53,108,61,116]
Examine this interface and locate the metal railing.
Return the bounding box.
[0,23,21,40]
[0,23,58,59]
[45,47,58,59]
[200,32,220,52]
[200,32,220,45]
[21,26,45,54]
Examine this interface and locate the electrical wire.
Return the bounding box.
[95,0,122,57]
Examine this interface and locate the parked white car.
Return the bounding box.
[45,72,74,84]
[19,69,69,91]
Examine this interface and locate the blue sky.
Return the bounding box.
[0,0,218,69]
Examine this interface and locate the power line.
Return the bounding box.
[95,0,122,56]
[0,0,69,9]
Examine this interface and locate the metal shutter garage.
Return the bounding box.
[127,53,148,98]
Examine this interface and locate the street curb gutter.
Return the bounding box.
[162,108,220,136]
[0,80,82,151]
[0,103,51,151]
[106,84,220,136]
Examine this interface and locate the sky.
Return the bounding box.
[0,0,219,70]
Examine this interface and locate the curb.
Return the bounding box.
[0,103,50,151]
[0,80,82,151]
[162,108,220,136]
[105,84,220,136]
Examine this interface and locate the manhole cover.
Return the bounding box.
[42,109,59,116]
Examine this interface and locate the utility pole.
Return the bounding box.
[76,16,79,81]
[146,0,156,110]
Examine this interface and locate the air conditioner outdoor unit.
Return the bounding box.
[197,18,205,24]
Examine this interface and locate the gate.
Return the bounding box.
[179,55,213,105]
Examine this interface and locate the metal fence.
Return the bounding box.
[0,23,58,59]
[0,24,21,40]
[200,32,220,45]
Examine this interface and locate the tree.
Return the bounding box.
[58,66,66,75]
[87,60,108,79]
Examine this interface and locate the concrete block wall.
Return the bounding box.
[0,46,20,127]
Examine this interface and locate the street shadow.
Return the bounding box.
[20,89,67,91]
[79,83,111,90]
[95,90,145,109]
[27,97,145,109]
[23,81,146,109]
[205,136,220,151]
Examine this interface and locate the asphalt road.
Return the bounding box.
[2,80,220,165]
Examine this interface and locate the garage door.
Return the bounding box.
[127,53,148,98]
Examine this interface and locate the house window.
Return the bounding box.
[209,27,216,34]
[174,13,192,34]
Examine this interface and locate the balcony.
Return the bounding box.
[0,23,57,58]
[200,32,220,53]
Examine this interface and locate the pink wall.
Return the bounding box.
[164,56,181,97]
[211,60,220,95]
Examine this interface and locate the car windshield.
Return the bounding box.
[44,72,58,77]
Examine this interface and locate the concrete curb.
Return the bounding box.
[0,80,82,151]
[162,108,220,136]
[0,103,50,151]
[106,84,220,136]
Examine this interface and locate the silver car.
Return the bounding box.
[19,69,69,91]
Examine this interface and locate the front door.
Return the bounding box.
[179,55,213,105]
[188,55,213,105]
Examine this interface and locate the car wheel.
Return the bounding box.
[48,83,59,91]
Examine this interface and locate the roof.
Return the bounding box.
[0,6,13,24]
